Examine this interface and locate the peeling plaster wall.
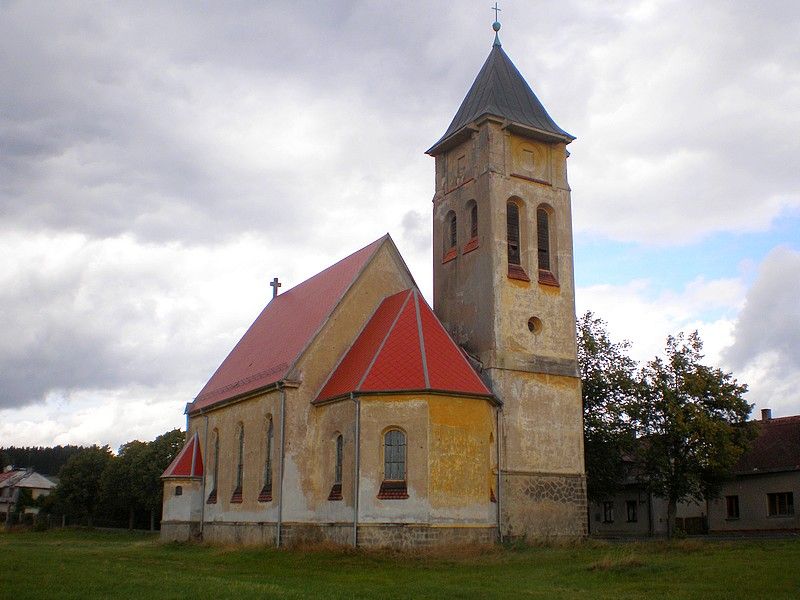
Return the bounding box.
[189,391,282,524]
[357,394,496,526]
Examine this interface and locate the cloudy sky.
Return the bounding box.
[1,0,798,450]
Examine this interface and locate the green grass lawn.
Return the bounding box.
[1,529,798,599]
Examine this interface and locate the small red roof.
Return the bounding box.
[190,235,388,414]
[162,432,204,479]
[316,289,493,402]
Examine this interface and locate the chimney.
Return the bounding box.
[761,408,772,422]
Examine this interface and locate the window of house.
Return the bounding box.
[507,202,521,266]
[231,423,244,503]
[259,416,273,502]
[726,495,740,519]
[378,429,408,499]
[603,501,614,523]
[207,430,219,504]
[175,485,182,497]
[767,492,794,517]
[329,434,344,501]
[537,208,550,271]
[626,500,637,523]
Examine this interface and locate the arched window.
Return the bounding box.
[335,434,344,485]
[507,202,521,266]
[329,433,344,501]
[537,208,550,271]
[207,430,219,504]
[446,211,457,249]
[470,203,478,239]
[378,429,409,499]
[259,416,273,502]
[231,423,244,502]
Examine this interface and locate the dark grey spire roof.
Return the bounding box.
[427,45,574,155]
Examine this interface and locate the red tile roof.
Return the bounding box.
[190,235,388,414]
[161,432,204,479]
[736,415,800,474]
[316,289,493,402]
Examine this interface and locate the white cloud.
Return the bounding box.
[722,247,800,417]
[577,275,744,365]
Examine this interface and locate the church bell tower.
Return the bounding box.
[427,21,586,538]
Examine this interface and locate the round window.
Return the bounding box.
[528,317,543,334]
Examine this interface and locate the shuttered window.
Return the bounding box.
[384,429,406,481]
[507,202,521,266]
[470,203,478,239]
[447,211,457,249]
[537,208,550,271]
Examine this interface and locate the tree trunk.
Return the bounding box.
[667,498,677,538]
[149,509,155,531]
[87,514,93,528]
[128,507,135,530]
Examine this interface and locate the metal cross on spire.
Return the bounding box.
[270,277,282,299]
[491,3,502,47]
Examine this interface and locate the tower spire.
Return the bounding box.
[492,3,502,47]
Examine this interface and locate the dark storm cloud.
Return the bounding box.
[1,0,799,421]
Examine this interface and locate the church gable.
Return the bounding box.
[316,289,493,402]
[189,236,388,414]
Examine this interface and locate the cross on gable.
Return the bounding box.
[270,277,282,298]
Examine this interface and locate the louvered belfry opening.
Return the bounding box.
[507,202,521,266]
[470,203,478,239]
[537,208,550,271]
[448,211,457,249]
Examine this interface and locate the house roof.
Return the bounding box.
[161,432,204,479]
[427,44,574,155]
[316,288,494,402]
[0,470,56,490]
[736,415,800,475]
[190,235,389,414]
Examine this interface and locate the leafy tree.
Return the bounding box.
[577,311,639,502]
[635,332,754,536]
[100,440,149,529]
[53,445,113,526]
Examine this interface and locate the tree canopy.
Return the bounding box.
[577,315,754,536]
[577,311,638,502]
[635,332,754,534]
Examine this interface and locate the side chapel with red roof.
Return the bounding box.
[161,22,587,546]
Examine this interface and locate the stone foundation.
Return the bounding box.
[501,472,587,539]
[160,521,202,542]
[357,524,496,548]
[160,521,496,548]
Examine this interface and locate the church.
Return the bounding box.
[161,22,587,547]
